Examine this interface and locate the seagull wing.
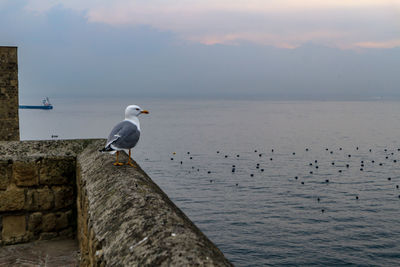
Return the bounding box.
[102,121,140,152]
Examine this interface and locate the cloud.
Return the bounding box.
[21,0,400,49]
[355,40,400,49]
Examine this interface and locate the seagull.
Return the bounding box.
[100,105,149,166]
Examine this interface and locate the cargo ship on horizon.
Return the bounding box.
[19,97,53,110]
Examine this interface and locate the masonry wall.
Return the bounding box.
[0,139,101,246]
[77,141,232,266]
[0,156,76,245]
[0,140,232,266]
[0,46,19,141]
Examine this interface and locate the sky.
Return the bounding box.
[1,0,400,100]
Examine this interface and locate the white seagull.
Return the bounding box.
[100,105,149,166]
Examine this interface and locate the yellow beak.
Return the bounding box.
[141,110,149,114]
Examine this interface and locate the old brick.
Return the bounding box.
[42,213,56,232]
[28,212,42,233]
[39,158,75,185]
[2,215,27,244]
[13,161,39,186]
[0,160,12,190]
[26,187,54,211]
[0,184,24,211]
[53,186,74,209]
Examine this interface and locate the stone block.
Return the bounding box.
[26,187,54,211]
[42,213,56,232]
[55,211,69,230]
[0,160,12,190]
[59,227,74,238]
[0,47,19,141]
[28,212,42,234]
[0,184,24,211]
[66,209,73,222]
[39,158,75,185]
[0,119,19,141]
[2,215,27,244]
[53,186,74,209]
[13,161,39,186]
[39,232,58,240]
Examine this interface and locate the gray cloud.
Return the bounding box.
[21,0,400,49]
[1,1,399,100]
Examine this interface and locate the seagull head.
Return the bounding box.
[125,105,149,119]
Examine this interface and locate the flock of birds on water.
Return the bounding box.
[165,146,400,213]
[99,104,399,214]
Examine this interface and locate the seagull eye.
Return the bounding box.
[135,108,140,111]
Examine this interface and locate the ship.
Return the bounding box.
[19,97,53,110]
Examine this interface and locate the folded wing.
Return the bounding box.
[101,121,140,152]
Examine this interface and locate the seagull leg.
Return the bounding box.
[113,151,123,166]
[126,149,135,167]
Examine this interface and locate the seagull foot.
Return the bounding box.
[113,162,124,166]
[125,162,136,167]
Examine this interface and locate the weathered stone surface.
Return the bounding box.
[53,185,74,209]
[26,187,54,211]
[0,160,12,190]
[78,142,232,266]
[59,227,74,238]
[0,184,24,211]
[0,46,19,141]
[0,134,102,245]
[0,139,102,160]
[0,239,79,266]
[65,209,73,223]
[39,157,75,185]
[0,120,19,142]
[2,215,27,244]
[0,139,231,266]
[55,211,69,230]
[13,160,39,186]
[42,213,56,232]
[39,232,58,240]
[28,212,43,234]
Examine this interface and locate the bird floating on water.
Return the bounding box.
[100,105,149,166]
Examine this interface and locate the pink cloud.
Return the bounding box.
[354,40,400,49]
[22,0,400,49]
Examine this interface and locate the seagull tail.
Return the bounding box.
[99,146,114,153]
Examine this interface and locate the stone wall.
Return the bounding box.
[77,143,232,266]
[0,140,232,265]
[0,46,19,141]
[0,139,100,245]
[0,156,76,245]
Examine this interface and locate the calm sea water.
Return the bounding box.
[20,98,400,266]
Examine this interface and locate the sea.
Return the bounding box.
[20,98,400,266]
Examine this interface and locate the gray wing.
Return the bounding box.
[105,121,140,150]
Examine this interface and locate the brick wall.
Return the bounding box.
[0,46,19,141]
[0,156,76,245]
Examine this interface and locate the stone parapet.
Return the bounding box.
[0,139,232,265]
[77,142,232,266]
